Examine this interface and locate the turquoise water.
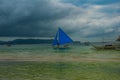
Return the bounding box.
[0,44,92,54]
[0,44,120,80]
[0,44,91,57]
[0,44,120,60]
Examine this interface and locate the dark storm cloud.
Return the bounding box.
[0,0,120,41]
[0,0,73,37]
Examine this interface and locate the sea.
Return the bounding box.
[0,44,120,61]
[0,44,92,56]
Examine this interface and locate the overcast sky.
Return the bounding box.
[0,0,120,41]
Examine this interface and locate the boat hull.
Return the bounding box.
[92,44,120,50]
[93,45,115,49]
[52,44,71,49]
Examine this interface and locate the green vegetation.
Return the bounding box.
[0,61,120,80]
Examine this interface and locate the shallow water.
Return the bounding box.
[0,44,120,60]
[0,44,120,80]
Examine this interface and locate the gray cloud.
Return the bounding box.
[0,0,120,41]
[0,0,73,37]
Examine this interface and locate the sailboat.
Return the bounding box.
[52,28,73,48]
[91,36,120,50]
[91,43,116,50]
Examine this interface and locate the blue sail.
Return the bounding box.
[53,28,73,46]
[59,28,73,45]
[53,31,59,45]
